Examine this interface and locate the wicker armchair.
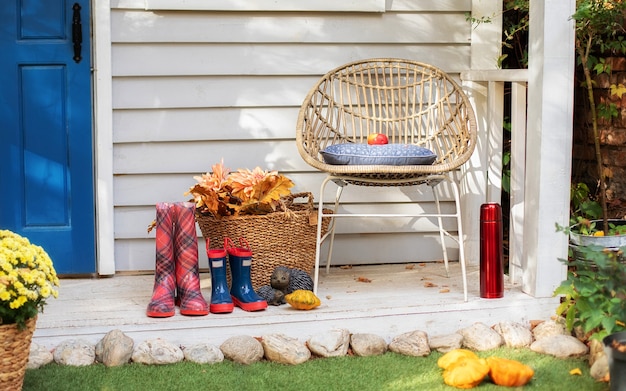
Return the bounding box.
[296,59,477,301]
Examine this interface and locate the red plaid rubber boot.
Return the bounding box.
[146,202,176,318]
[174,202,209,316]
[206,239,234,314]
[225,237,268,312]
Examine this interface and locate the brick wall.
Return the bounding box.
[572,57,626,206]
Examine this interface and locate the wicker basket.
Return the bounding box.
[0,316,37,391]
[196,192,331,289]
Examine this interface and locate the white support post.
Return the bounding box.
[462,0,502,266]
[93,0,116,275]
[486,81,504,204]
[523,0,574,297]
[508,81,527,284]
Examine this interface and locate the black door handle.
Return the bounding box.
[72,3,82,63]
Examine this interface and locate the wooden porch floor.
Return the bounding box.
[32,263,559,350]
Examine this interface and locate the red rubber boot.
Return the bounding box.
[174,202,209,316]
[146,203,176,318]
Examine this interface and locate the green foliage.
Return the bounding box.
[570,182,603,225]
[555,244,626,342]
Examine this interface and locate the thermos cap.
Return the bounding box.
[480,203,502,221]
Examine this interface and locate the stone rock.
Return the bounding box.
[220,335,264,365]
[95,329,134,367]
[589,352,609,381]
[182,343,224,364]
[261,334,311,365]
[589,339,605,367]
[27,342,53,369]
[53,339,96,366]
[459,323,503,351]
[388,330,430,357]
[532,319,567,341]
[493,321,533,348]
[307,329,350,358]
[529,335,589,358]
[429,333,464,353]
[131,338,184,365]
[350,333,388,357]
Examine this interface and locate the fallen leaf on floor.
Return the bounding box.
[421,277,432,280]
[569,368,582,376]
[529,320,544,330]
[325,295,332,300]
[405,264,415,270]
[357,276,372,283]
[418,263,426,267]
[439,288,450,293]
[340,265,353,269]
[424,281,438,288]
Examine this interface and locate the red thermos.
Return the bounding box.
[480,203,504,298]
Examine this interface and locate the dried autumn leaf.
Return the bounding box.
[424,281,438,288]
[405,264,415,270]
[356,276,372,283]
[147,220,156,233]
[569,368,582,376]
[439,288,450,293]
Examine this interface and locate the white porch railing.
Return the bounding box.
[461,69,528,285]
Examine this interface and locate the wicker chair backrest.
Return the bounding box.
[296,59,477,178]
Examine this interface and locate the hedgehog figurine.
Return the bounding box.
[271,266,314,295]
[258,266,315,306]
[256,285,285,306]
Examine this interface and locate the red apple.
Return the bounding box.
[367,133,389,145]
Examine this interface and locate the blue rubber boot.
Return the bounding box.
[225,237,268,312]
[206,239,234,314]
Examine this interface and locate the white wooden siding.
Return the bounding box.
[110,0,473,271]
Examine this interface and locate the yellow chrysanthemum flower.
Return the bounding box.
[1,229,59,329]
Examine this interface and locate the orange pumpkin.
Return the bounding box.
[442,358,490,389]
[486,357,534,387]
[437,349,480,370]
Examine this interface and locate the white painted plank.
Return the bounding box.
[112,0,471,12]
[113,203,456,238]
[113,139,307,173]
[113,107,300,142]
[113,232,458,272]
[144,0,386,12]
[111,11,469,44]
[112,68,465,110]
[112,76,317,109]
[390,0,471,12]
[33,265,559,349]
[112,44,469,76]
[112,172,455,206]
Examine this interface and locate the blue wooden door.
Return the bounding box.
[0,0,96,275]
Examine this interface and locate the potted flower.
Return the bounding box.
[0,229,59,389]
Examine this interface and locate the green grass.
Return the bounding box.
[24,348,609,391]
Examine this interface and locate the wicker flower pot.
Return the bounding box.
[0,316,37,391]
[196,193,331,289]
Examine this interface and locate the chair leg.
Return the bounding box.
[449,179,468,302]
[313,176,344,294]
[325,183,344,274]
[431,185,450,278]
